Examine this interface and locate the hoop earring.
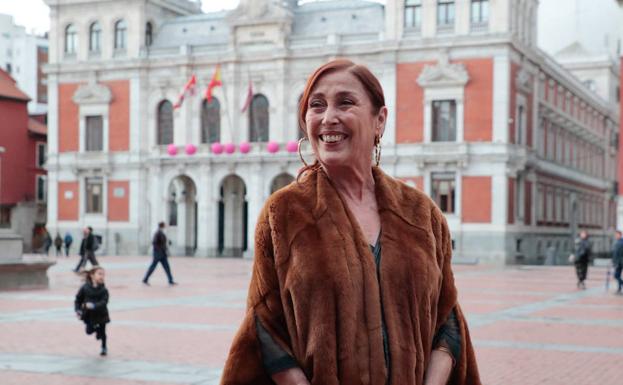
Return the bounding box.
[298,137,309,167]
[374,136,382,167]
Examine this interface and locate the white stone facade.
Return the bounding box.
[0,13,48,114]
[44,0,619,263]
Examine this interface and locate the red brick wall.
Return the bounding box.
[396,62,431,143]
[464,59,493,141]
[58,80,130,153]
[461,176,492,223]
[106,80,130,151]
[58,83,80,152]
[107,180,129,221]
[0,98,34,204]
[396,59,493,143]
[58,181,79,220]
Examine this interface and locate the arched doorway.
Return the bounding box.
[218,175,247,257]
[166,175,197,256]
[270,173,295,194]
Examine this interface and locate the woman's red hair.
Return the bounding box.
[297,59,386,177]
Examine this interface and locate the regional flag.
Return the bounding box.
[240,80,253,113]
[205,65,222,103]
[173,74,197,109]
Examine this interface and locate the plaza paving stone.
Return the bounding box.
[1,255,622,384]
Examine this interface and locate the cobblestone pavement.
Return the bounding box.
[1,255,622,385]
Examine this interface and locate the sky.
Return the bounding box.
[0,0,242,35]
[0,0,384,35]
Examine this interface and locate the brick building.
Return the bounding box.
[44,0,619,263]
[0,69,47,251]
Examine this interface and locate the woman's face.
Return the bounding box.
[92,269,105,285]
[305,70,386,172]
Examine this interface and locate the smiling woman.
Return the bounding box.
[220,59,481,385]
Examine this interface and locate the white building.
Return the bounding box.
[0,14,48,115]
[538,0,623,229]
[44,0,619,264]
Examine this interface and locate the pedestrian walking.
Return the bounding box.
[142,222,177,286]
[612,230,623,294]
[43,228,52,255]
[74,266,110,356]
[74,227,99,272]
[572,230,592,290]
[64,232,73,257]
[54,233,63,256]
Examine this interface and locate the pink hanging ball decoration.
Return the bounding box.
[239,142,251,154]
[267,141,280,153]
[286,140,298,153]
[167,144,177,156]
[211,142,223,155]
[185,143,197,155]
[224,143,236,154]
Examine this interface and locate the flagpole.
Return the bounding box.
[218,64,235,143]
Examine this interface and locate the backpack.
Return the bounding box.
[93,235,102,251]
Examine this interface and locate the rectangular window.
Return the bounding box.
[36,143,46,168]
[471,0,489,25]
[437,0,455,28]
[516,104,525,145]
[515,174,524,222]
[85,116,103,152]
[85,177,103,214]
[0,206,10,228]
[404,0,423,29]
[431,172,456,214]
[546,188,553,222]
[36,175,46,202]
[537,185,544,222]
[432,100,457,142]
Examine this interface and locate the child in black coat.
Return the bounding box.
[74,266,110,356]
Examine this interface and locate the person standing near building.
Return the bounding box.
[64,232,73,257]
[54,233,63,256]
[573,230,592,290]
[612,230,623,295]
[43,228,52,255]
[74,227,99,272]
[142,222,177,286]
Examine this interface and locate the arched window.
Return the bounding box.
[114,19,127,50]
[157,100,174,145]
[145,22,153,47]
[201,97,220,143]
[64,24,77,54]
[89,22,101,53]
[249,94,269,142]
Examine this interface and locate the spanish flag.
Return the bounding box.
[205,64,222,103]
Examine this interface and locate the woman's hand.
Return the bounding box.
[424,348,454,385]
[271,367,310,385]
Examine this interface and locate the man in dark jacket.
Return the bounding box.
[73,226,99,272]
[142,222,176,285]
[574,230,592,290]
[612,230,623,294]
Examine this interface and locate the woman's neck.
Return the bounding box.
[323,164,375,202]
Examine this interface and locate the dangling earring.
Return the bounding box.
[374,135,382,167]
[298,137,309,167]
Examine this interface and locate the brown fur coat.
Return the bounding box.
[220,167,480,385]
